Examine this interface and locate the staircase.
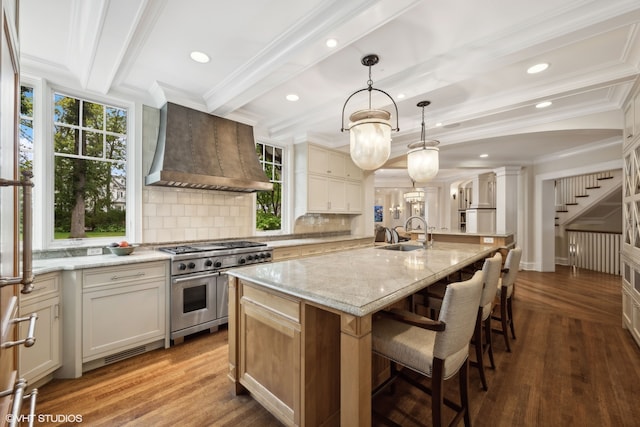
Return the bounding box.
[554,170,621,227]
[554,169,622,274]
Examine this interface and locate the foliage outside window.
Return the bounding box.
[256,142,282,231]
[19,86,34,176]
[52,92,127,239]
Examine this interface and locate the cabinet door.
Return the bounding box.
[308,145,330,175]
[345,181,362,213]
[82,280,166,361]
[327,151,346,177]
[308,175,329,212]
[19,297,61,383]
[239,285,301,426]
[328,178,346,212]
[344,157,363,181]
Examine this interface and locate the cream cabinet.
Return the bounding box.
[294,143,363,216]
[622,82,640,349]
[81,261,168,363]
[19,272,61,386]
[308,145,346,177]
[307,175,346,212]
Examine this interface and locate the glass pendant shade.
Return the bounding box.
[348,109,392,170]
[407,143,439,182]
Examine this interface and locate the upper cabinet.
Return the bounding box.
[294,143,363,217]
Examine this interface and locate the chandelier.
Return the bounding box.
[341,54,399,170]
[407,101,439,182]
[404,189,424,203]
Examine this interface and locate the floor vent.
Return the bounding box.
[104,345,146,365]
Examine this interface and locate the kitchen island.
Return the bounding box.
[226,241,499,426]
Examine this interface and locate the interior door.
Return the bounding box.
[0,0,21,421]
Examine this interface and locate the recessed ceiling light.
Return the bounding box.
[479,153,489,158]
[536,101,552,109]
[190,51,210,64]
[397,93,406,99]
[326,38,338,48]
[527,63,549,74]
[435,122,443,127]
[286,94,299,102]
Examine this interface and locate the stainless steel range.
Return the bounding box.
[160,241,272,344]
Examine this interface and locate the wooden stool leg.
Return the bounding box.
[460,359,471,427]
[474,313,488,391]
[485,316,495,369]
[507,295,516,339]
[432,358,444,427]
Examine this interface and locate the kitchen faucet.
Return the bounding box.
[405,215,433,248]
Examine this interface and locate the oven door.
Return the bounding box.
[171,273,218,333]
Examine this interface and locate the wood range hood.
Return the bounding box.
[145,102,273,193]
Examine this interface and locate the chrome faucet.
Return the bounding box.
[405,216,433,248]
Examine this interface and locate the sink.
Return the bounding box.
[377,244,423,252]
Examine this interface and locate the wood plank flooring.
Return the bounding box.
[32,266,640,426]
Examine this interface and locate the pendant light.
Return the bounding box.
[404,180,425,203]
[407,101,439,182]
[341,54,399,170]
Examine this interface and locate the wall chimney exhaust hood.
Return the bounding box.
[145,102,273,193]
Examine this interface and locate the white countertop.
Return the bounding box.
[228,241,496,317]
[33,250,171,274]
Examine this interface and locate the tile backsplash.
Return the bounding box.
[143,186,254,244]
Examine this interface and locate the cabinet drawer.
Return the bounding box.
[83,261,167,289]
[272,247,301,261]
[22,272,60,303]
[241,282,300,323]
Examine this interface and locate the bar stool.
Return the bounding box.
[492,247,522,352]
[473,252,502,390]
[372,271,484,427]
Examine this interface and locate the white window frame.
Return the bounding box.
[254,138,290,236]
[21,75,139,250]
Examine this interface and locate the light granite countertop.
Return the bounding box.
[31,235,372,275]
[228,241,496,317]
[33,249,171,275]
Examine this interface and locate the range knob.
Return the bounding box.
[178,263,187,271]
[204,259,213,267]
[246,255,254,261]
[214,260,222,268]
[239,257,246,265]
[259,253,266,259]
[265,252,271,259]
[188,262,196,269]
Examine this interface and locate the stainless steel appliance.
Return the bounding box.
[160,241,272,344]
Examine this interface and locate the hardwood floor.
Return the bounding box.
[32,266,640,426]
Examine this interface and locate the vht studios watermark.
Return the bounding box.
[6,413,83,423]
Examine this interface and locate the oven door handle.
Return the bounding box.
[172,272,219,284]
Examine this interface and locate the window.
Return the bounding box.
[19,86,34,176]
[52,92,127,240]
[256,142,283,231]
